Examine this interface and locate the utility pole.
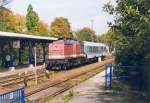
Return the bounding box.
[91,19,94,30]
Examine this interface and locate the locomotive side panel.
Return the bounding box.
[48,43,64,59]
[64,44,74,58]
[73,42,84,58]
[77,43,84,57]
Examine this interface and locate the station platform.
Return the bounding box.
[54,70,146,103]
[0,64,45,78]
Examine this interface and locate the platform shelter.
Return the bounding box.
[0,31,57,71]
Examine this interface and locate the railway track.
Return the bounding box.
[42,68,104,103]
[0,55,112,88]
[0,69,48,87]
[26,59,113,103]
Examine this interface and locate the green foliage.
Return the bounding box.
[61,90,75,103]
[102,28,116,52]
[14,14,27,33]
[0,7,17,32]
[0,7,27,33]
[50,17,71,38]
[76,27,98,42]
[26,4,39,35]
[37,20,49,36]
[103,0,150,92]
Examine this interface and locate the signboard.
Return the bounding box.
[105,64,113,89]
[13,40,20,48]
[0,87,25,103]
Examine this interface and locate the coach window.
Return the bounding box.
[86,46,89,53]
[95,47,97,53]
[89,46,92,53]
[92,46,94,53]
[100,46,102,52]
[96,47,98,53]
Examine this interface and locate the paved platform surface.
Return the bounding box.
[67,71,105,103]
[53,70,106,103]
[52,70,147,103]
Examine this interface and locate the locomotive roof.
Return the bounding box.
[83,41,106,47]
[0,31,58,41]
[54,39,81,44]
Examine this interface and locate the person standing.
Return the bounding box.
[5,54,11,68]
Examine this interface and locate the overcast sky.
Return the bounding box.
[10,0,115,34]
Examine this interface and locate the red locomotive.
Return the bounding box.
[47,38,85,70]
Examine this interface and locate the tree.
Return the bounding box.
[0,7,28,33]
[103,0,150,95]
[102,28,116,52]
[50,17,71,38]
[0,7,16,32]
[26,4,39,35]
[14,14,27,33]
[37,20,49,36]
[76,27,97,42]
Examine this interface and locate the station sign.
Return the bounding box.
[0,87,25,103]
[13,40,20,48]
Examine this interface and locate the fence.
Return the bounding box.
[0,87,25,103]
[105,64,143,90]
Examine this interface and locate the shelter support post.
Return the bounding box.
[43,44,46,66]
[28,43,33,68]
[34,46,38,85]
[19,47,22,64]
[9,41,15,71]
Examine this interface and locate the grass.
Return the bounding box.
[47,90,75,103]
[102,79,148,103]
[60,90,75,103]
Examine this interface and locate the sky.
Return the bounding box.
[9,0,115,35]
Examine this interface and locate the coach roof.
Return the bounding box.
[83,41,106,47]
